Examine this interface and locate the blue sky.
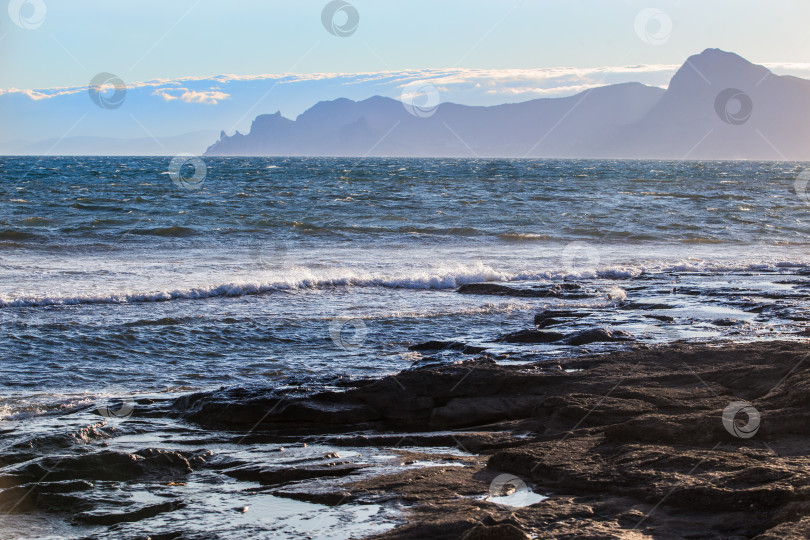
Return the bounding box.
[4,0,810,90]
[2,0,810,152]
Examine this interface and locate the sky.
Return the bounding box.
[2,0,810,151]
[3,0,810,89]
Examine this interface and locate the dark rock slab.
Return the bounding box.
[429,395,547,429]
[272,490,354,506]
[458,283,587,298]
[8,449,210,484]
[620,302,675,310]
[224,463,366,486]
[409,341,487,354]
[74,500,186,526]
[534,309,588,328]
[562,328,634,346]
[644,314,675,322]
[497,330,565,344]
[713,318,748,326]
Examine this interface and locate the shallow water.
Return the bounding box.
[2,157,810,537]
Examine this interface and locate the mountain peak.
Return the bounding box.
[690,48,760,71]
[669,48,770,90]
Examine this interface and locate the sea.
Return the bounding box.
[2,156,810,538]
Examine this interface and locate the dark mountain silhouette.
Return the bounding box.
[205,49,810,160]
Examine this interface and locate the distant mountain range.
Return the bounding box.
[205,49,810,160]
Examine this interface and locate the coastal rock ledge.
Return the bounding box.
[171,341,810,539]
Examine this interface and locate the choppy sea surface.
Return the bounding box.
[2,157,810,538]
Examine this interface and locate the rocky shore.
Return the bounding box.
[4,338,810,538]
[165,340,810,539]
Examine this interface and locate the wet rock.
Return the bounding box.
[745,304,772,313]
[497,330,565,344]
[273,490,353,506]
[409,340,464,351]
[224,463,366,486]
[644,314,675,322]
[429,395,547,429]
[712,318,748,326]
[458,283,587,298]
[562,328,634,346]
[0,484,96,513]
[534,317,564,328]
[74,500,185,525]
[408,356,459,371]
[8,449,208,484]
[409,341,487,354]
[534,309,588,328]
[175,390,381,430]
[408,356,496,372]
[621,302,674,310]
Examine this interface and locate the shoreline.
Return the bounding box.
[4,338,810,537]
[168,339,810,539]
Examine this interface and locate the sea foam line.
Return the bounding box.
[1,259,809,308]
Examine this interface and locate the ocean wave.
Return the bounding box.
[0,263,511,307]
[497,233,552,242]
[2,259,809,309]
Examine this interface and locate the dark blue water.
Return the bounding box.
[2,157,810,397]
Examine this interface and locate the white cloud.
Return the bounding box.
[5,62,810,107]
[0,64,682,100]
[153,88,230,104]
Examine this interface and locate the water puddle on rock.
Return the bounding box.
[484,490,548,507]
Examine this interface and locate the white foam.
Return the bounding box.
[2,258,809,309]
[0,263,510,307]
